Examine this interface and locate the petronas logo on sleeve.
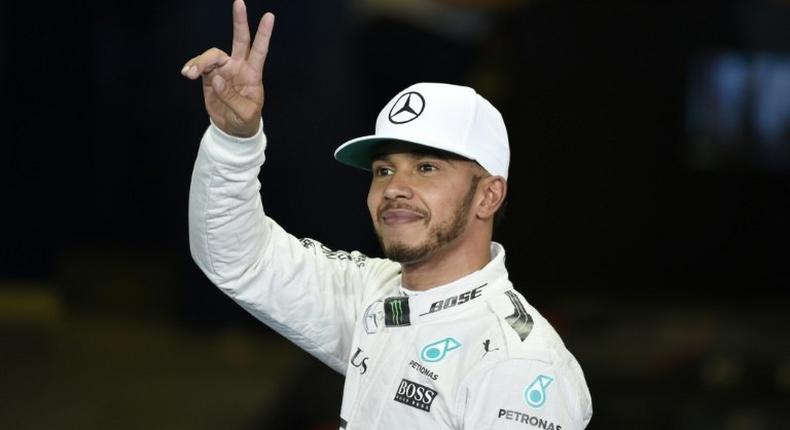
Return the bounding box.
[385,297,411,327]
[524,375,554,408]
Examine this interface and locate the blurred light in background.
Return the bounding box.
[687,52,790,170]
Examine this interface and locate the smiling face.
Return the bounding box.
[367,143,485,264]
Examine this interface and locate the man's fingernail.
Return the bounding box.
[189,65,197,75]
[181,65,189,75]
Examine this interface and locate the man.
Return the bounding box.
[183,1,592,428]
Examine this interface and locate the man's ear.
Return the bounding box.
[476,176,507,220]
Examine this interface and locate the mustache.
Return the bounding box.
[377,202,429,220]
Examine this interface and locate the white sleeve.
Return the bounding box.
[459,358,592,430]
[188,121,396,374]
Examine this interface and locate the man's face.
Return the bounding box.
[367,143,483,264]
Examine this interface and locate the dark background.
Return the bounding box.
[1,0,789,428]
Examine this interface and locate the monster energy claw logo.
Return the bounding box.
[391,300,404,324]
[385,297,411,327]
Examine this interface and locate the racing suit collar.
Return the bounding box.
[385,242,510,327]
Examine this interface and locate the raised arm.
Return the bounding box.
[181,0,274,137]
[183,1,399,374]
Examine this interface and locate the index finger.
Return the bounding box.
[248,12,275,76]
[231,0,251,60]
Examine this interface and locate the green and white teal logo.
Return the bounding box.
[420,337,462,363]
[524,375,553,408]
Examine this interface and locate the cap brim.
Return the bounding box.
[334,135,479,171]
[333,135,389,171]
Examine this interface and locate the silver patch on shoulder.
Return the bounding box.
[504,291,534,341]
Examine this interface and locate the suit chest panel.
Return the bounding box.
[342,309,504,429]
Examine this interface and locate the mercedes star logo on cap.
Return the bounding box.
[388,92,426,124]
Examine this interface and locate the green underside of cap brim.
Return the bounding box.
[334,137,433,171]
[334,136,477,172]
[334,137,386,171]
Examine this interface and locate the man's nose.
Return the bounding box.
[382,170,414,200]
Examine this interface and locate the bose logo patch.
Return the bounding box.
[420,284,485,316]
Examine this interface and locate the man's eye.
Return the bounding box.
[418,163,438,173]
[374,166,394,176]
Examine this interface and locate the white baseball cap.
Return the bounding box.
[334,82,510,179]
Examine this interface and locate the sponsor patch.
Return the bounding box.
[408,359,439,381]
[394,378,438,412]
[504,291,534,341]
[362,300,385,334]
[299,238,367,267]
[420,337,462,363]
[482,339,500,358]
[419,284,486,316]
[350,347,369,375]
[389,91,426,124]
[524,375,554,408]
[498,409,562,429]
[385,297,411,327]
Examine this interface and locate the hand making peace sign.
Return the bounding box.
[181,0,274,138]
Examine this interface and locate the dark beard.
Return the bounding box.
[378,176,481,263]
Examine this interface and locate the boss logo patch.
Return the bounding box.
[393,378,438,412]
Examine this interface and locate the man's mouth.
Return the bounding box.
[381,208,426,225]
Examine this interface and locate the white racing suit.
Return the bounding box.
[189,123,593,429]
